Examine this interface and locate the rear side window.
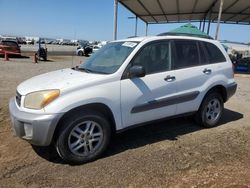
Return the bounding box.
[173,40,199,69]
[198,42,208,64]
[203,42,226,63]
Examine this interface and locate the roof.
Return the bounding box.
[119,0,250,25]
[158,23,213,39]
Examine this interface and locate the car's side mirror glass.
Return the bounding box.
[129,65,146,78]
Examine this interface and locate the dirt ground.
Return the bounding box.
[0,55,250,188]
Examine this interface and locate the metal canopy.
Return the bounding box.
[118,0,250,25]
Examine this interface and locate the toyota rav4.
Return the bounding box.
[9,35,237,164]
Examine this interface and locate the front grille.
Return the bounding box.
[16,91,21,107]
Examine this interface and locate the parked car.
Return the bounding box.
[235,57,250,71]
[76,44,93,56]
[52,40,60,45]
[92,45,101,53]
[17,37,27,44]
[0,40,21,55]
[26,40,34,45]
[9,35,237,164]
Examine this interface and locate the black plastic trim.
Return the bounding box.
[117,111,196,133]
[131,91,200,113]
[226,82,237,100]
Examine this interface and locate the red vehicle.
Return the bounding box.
[0,40,21,55]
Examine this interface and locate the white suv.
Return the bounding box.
[9,35,237,164]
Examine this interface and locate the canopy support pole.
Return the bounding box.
[135,16,138,36]
[145,23,148,36]
[215,0,224,40]
[202,19,206,32]
[207,10,212,34]
[113,0,118,40]
[199,21,202,30]
[207,20,211,34]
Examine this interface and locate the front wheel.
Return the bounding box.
[195,92,224,128]
[55,110,111,164]
[78,51,83,56]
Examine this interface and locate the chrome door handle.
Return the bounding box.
[164,75,176,82]
[203,68,212,75]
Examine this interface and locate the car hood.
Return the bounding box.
[17,68,107,95]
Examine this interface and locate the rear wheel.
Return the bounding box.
[195,92,224,128]
[55,110,111,164]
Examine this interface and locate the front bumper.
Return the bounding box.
[9,97,63,146]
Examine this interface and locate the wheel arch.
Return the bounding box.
[52,103,116,142]
[199,85,227,111]
[206,85,227,102]
[195,85,226,128]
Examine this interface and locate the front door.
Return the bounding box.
[120,41,177,128]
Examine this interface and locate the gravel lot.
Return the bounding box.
[0,55,250,187]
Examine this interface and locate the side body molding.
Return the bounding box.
[131,91,200,113]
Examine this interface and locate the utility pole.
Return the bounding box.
[113,0,118,40]
[128,16,138,36]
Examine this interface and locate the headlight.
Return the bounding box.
[24,90,60,109]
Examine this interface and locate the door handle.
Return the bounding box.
[164,75,176,82]
[203,68,212,75]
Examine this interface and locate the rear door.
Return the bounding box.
[171,39,211,114]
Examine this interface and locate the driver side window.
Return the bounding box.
[131,41,171,75]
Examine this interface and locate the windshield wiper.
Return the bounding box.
[72,66,92,73]
[72,66,108,74]
[78,67,93,73]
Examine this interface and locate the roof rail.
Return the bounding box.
[157,32,214,40]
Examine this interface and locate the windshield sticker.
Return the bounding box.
[122,42,137,48]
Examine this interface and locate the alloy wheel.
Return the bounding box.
[68,121,103,157]
[205,98,221,124]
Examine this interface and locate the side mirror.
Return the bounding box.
[129,65,146,78]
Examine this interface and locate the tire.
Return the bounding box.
[195,92,224,128]
[31,144,59,162]
[55,110,111,164]
[78,51,83,56]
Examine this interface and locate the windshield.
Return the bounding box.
[79,41,138,74]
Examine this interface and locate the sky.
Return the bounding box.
[0,0,249,42]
